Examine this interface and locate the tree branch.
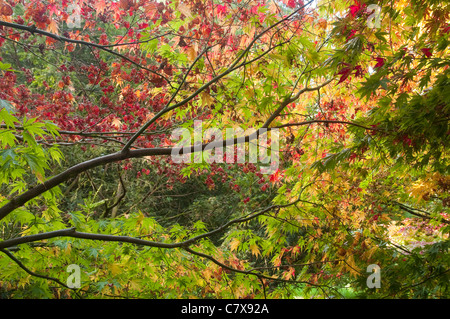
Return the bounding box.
[0,227,185,249]
[120,0,314,152]
[261,77,335,129]
[0,248,82,298]
[183,246,326,288]
[0,201,286,250]
[273,119,379,131]
[0,128,271,220]
[0,199,307,252]
[393,201,450,225]
[0,20,172,86]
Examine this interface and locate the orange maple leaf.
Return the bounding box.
[94,0,107,15]
[47,19,59,35]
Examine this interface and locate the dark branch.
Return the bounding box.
[0,202,285,250]
[120,0,314,151]
[0,129,267,220]
[273,119,379,131]
[0,20,172,86]
[0,248,82,298]
[394,201,450,225]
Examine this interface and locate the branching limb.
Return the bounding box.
[120,0,314,152]
[393,201,450,225]
[261,77,335,129]
[121,45,212,151]
[0,20,172,86]
[0,202,285,250]
[273,119,379,132]
[183,246,328,289]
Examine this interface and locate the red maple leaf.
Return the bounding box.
[421,48,432,58]
[347,29,357,39]
[337,64,353,84]
[217,4,227,16]
[441,24,450,34]
[348,1,366,18]
[349,5,360,17]
[354,65,364,78]
[269,169,283,184]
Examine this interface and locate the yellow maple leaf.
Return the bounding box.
[35,171,45,183]
[129,279,142,292]
[185,45,197,62]
[110,263,121,276]
[19,276,31,289]
[65,243,72,255]
[229,238,240,252]
[199,91,214,107]
[249,243,261,257]
[345,255,360,277]
[203,269,212,280]
[409,180,433,202]
[161,109,174,120]
[178,3,192,18]
[365,246,378,259]
[111,118,122,129]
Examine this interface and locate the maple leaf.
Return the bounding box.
[47,19,59,35]
[110,263,121,275]
[421,48,432,58]
[217,4,227,16]
[47,4,59,17]
[199,91,214,107]
[283,267,295,280]
[249,243,261,257]
[178,3,192,18]
[337,65,353,84]
[269,169,283,184]
[129,279,142,292]
[94,0,107,14]
[66,43,75,52]
[349,5,360,17]
[239,34,253,48]
[317,18,327,30]
[46,37,58,46]
[348,1,366,18]
[111,118,122,129]
[229,238,240,252]
[354,65,364,78]
[143,2,158,19]
[185,45,197,62]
